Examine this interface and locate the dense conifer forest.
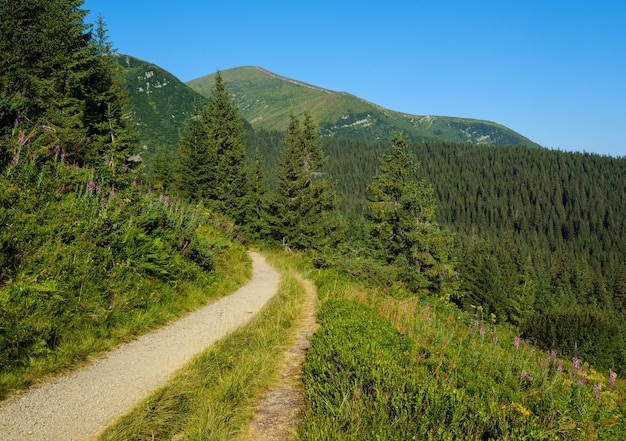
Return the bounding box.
[243,130,626,372]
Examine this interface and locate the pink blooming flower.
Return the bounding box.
[14,118,19,127]
[572,356,580,370]
[18,135,25,145]
[609,371,617,389]
[492,335,499,343]
[11,156,18,165]
[54,144,61,153]
[593,383,602,399]
[523,371,534,382]
[514,335,520,349]
[479,327,485,336]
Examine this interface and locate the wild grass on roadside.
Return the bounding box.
[0,142,250,400]
[299,267,625,440]
[98,250,306,441]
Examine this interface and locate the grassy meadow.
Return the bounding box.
[299,264,625,440]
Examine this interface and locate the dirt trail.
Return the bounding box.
[246,272,317,440]
[0,251,280,441]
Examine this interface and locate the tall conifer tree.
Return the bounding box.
[242,148,271,240]
[367,133,458,295]
[0,1,137,180]
[271,111,339,250]
[176,71,248,223]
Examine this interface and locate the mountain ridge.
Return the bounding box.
[186,66,540,148]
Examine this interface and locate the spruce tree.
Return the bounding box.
[367,133,458,295]
[0,1,137,180]
[175,71,248,223]
[271,111,339,250]
[242,148,271,241]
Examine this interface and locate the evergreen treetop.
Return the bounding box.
[271,111,339,251]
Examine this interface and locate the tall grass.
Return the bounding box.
[98,250,307,440]
[0,141,249,399]
[299,267,625,440]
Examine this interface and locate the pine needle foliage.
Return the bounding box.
[0,1,138,183]
[271,111,340,251]
[367,133,459,296]
[176,71,248,224]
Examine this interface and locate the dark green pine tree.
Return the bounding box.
[0,1,137,180]
[83,14,139,182]
[177,113,213,198]
[367,133,458,296]
[176,71,248,223]
[242,148,271,241]
[271,111,339,251]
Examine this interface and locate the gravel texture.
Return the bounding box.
[0,251,280,441]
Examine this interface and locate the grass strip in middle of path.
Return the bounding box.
[98,251,306,441]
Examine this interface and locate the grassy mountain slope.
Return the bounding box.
[187,66,540,147]
[114,54,207,159]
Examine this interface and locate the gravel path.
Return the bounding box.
[0,251,280,441]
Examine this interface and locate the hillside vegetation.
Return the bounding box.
[187,66,540,147]
[0,2,247,399]
[300,258,625,440]
[2,1,625,438]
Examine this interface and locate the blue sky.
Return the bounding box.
[84,0,626,157]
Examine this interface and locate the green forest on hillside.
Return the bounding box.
[1,1,625,438]
[237,130,626,373]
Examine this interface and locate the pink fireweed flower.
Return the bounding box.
[14,118,19,127]
[514,335,520,349]
[493,335,499,343]
[609,371,617,389]
[86,181,96,193]
[18,135,25,145]
[593,383,602,399]
[479,327,485,336]
[572,356,580,370]
[11,156,18,165]
[556,359,563,374]
[550,349,557,358]
[522,371,534,382]
[54,144,61,153]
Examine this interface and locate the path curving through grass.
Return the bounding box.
[0,252,280,441]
